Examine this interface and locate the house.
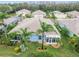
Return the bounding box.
[58,18,79,37]
[3,16,21,26]
[53,11,67,19]
[66,11,79,18]
[16,9,31,17]
[32,10,46,18]
[8,17,61,45]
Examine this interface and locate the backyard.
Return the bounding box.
[0,38,79,57]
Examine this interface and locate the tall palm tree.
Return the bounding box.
[20,28,32,42]
[37,20,54,49]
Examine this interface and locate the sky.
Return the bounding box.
[0,0,79,4]
[0,0,79,2]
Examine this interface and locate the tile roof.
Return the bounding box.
[53,11,67,19]
[3,16,21,25]
[16,9,31,15]
[58,18,79,36]
[8,17,60,36]
[66,11,79,18]
[32,10,46,17]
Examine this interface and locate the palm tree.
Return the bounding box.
[37,20,54,49]
[8,28,32,46]
[51,12,58,24]
[20,28,32,42]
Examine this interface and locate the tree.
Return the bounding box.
[0,28,5,44]
[75,40,79,53]
[20,28,32,42]
[0,27,10,46]
[0,13,7,22]
[37,20,54,49]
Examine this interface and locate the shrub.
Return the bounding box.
[14,47,21,53]
[25,14,32,18]
[75,44,79,53]
[69,39,76,45]
[75,40,79,53]
[46,12,57,19]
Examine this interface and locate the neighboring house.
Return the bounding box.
[3,16,21,26]
[16,9,31,17]
[32,10,46,18]
[53,11,67,19]
[58,18,79,37]
[66,11,79,18]
[8,17,61,45]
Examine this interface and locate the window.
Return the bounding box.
[49,39,51,43]
[46,37,49,42]
[49,37,52,43]
[13,35,21,40]
[52,38,56,42]
[39,35,42,40]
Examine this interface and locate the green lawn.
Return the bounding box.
[0,39,79,57]
[0,45,15,56]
